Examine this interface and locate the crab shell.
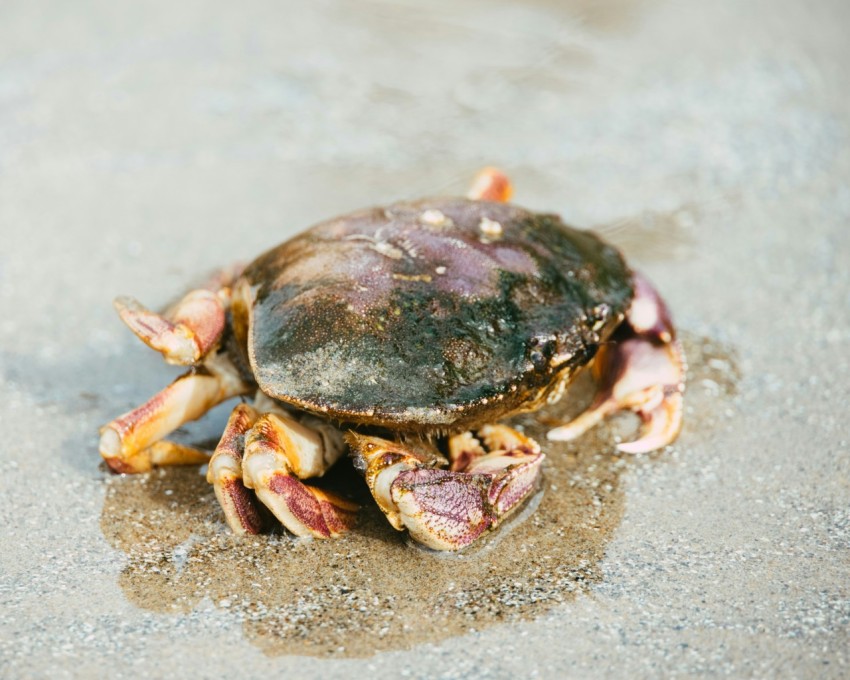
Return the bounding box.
[229,197,634,433]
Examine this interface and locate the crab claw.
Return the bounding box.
[548,272,685,453]
[241,412,358,538]
[349,428,543,551]
[114,289,225,366]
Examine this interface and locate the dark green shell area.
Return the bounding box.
[243,198,633,429]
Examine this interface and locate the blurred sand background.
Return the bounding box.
[1,0,849,677]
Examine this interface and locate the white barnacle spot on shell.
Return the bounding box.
[345,233,404,259]
[478,217,503,238]
[399,237,419,259]
[435,266,447,275]
[370,241,404,259]
[420,209,452,227]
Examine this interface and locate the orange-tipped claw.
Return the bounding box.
[548,273,685,453]
[467,167,513,203]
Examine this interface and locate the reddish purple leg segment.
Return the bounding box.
[207,402,359,538]
[207,403,265,535]
[239,411,358,538]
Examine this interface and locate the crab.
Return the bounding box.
[99,169,684,551]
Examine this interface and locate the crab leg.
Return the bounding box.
[99,354,250,473]
[548,272,685,453]
[114,288,227,366]
[207,403,266,535]
[348,425,543,551]
[467,167,513,203]
[240,412,358,538]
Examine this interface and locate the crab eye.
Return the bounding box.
[528,335,556,369]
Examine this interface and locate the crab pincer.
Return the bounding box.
[547,273,685,453]
[348,426,543,551]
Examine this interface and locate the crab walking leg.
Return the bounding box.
[447,424,539,471]
[114,288,226,366]
[467,167,513,203]
[241,412,357,538]
[207,403,266,535]
[548,272,686,453]
[99,355,250,473]
[143,441,212,467]
[348,427,544,551]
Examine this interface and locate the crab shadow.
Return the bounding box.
[97,332,738,659]
[0,336,241,480]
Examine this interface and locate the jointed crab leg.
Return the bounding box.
[349,425,543,551]
[99,354,250,473]
[239,410,358,538]
[548,272,685,453]
[114,288,227,366]
[207,403,265,535]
